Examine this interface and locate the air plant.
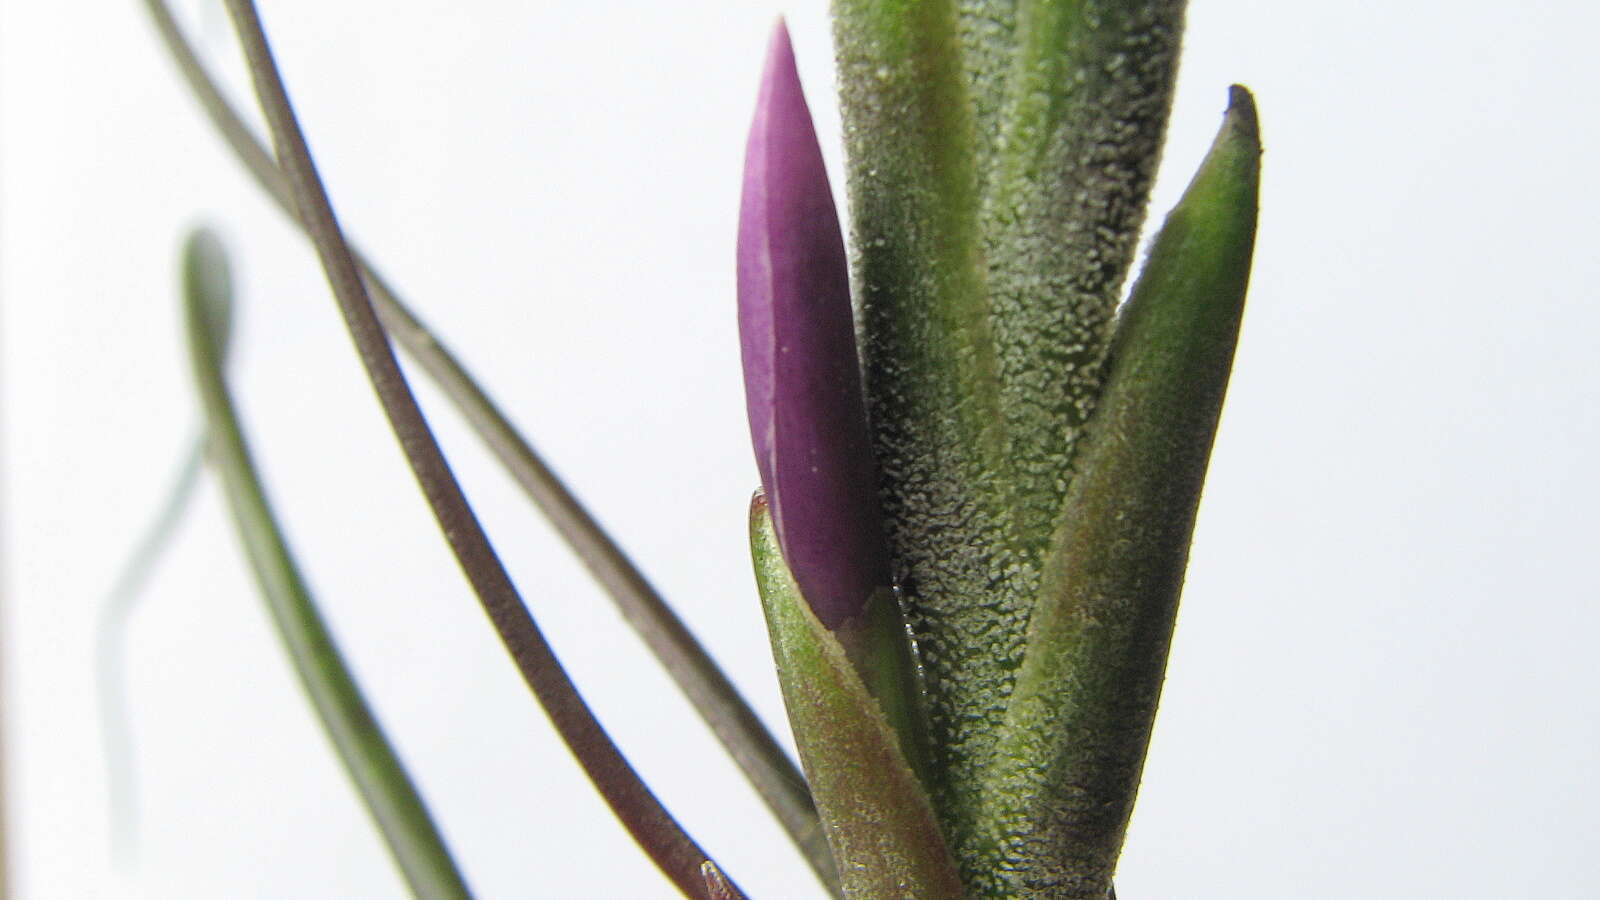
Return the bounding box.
[113,0,1259,897]
[743,10,1258,895]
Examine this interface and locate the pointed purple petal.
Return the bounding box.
[737,21,889,628]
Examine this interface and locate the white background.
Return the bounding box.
[4,1,1598,897]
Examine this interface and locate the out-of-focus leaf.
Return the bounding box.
[182,228,471,899]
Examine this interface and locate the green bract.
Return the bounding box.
[751,495,962,899]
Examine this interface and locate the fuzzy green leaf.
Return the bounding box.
[981,0,1187,562]
[955,0,1019,192]
[830,0,1019,841]
[751,495,963,900]
[974,87,1261,898]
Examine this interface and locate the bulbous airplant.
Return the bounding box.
[742,6,1259,898]
[135,0,1257,897]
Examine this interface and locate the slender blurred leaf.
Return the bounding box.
[182,228,471,899]
[138,8,829,887]
[96,437,202,862]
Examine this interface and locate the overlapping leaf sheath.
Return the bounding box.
[750,499,961,900]
[976,88,1260,897]
[831,1,1018,848]
[738,25,944,894]
[979,0,1186,564]
[831,0,1189,875]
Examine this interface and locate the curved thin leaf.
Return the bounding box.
[96,437,202,862]
[182,228,471,899]
[216,4,732,894]
[137,7,828,887]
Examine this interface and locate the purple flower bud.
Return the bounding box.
[738,21,889,629]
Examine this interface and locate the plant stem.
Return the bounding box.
[137,5,833,889]
[216,3,737,896]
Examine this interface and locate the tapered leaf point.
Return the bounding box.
[1185,84,1261,208]
[701,859,746,900]
[182,226,236,360]
[1225,85,1259,142]
[737,20,889,629]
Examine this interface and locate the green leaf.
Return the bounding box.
[830,0,1020,842]
[182,228,472,900]
[750,495,963,900]
[141,6,828,883]
[980,0,1187,563]
[220,5,739,893]
[974,87,1261,898]
[955,0,1019,193]
[97,438,204,861]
